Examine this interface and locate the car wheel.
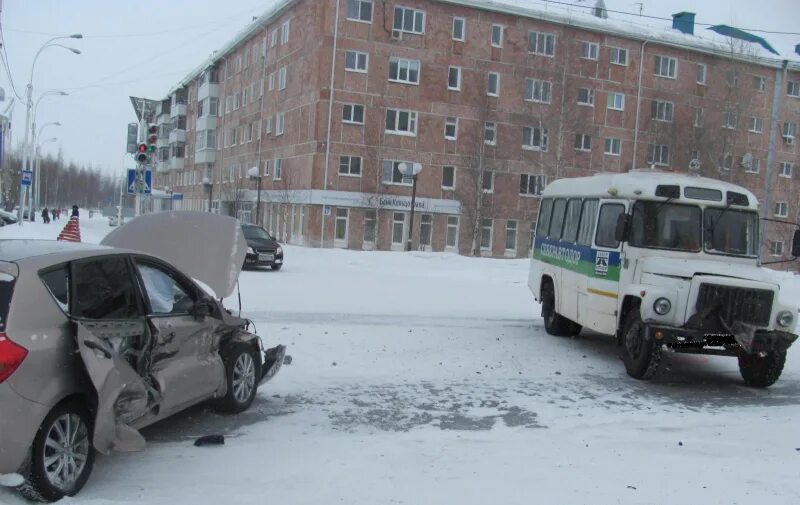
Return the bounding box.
[214,342,262,414]
[738,350,786,388]
[620,310,662,380]
[271,263,282,271]
[541,281,581,337]
[20,401,95,503]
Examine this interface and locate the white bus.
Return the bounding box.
[528,170,799,387]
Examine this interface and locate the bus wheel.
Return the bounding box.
[541,281,581,337]
[621,310,661,379]
[738,350,785,388]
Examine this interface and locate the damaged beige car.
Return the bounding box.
[0,211,286,501]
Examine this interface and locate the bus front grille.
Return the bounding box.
[695,284,773,327]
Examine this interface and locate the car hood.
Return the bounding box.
[640,257,776,284]
[246,237,279,250]
[101,211,246,298]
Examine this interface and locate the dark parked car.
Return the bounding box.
[242,225,284,270]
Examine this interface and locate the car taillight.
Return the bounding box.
[0,333,27,383]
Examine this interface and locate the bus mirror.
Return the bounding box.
[792,229,800,258]
[614,214,630,243]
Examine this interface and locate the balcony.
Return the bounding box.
[170,103,187,118]
[195,149,217,164]
[157,136,170,149]
[170,157,185,170]
[169,128,186,144]
[157,113,171,125]
[156,160,169,173]
[197,116,217,132]
[198,82,219,100]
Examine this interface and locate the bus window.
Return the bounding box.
[596,203,625,248]
[577,199,599,246]
[549,199,567,239]
[562,199,582,243]
[535,199,553,238]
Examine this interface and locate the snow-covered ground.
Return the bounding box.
[1,216,800,505]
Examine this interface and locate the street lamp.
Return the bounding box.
[35,137,56,211]
[399,162,423,252]
[31,121,60,216]
[17,34,82,225]
[247,166,262,225]
[202,177,213,213]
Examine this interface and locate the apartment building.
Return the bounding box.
[149,0,800,260]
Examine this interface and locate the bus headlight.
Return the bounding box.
[653,298,672,315]
[776,311,794,328]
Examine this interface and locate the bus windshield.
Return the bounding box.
[630,201,702,252]
[703,208,759,257]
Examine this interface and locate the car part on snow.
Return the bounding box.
[194,435,225,447]
[260,344,287,385]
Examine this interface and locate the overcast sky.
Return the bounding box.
[0,0,797,178]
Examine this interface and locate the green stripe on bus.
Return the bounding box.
[533,250,621,281]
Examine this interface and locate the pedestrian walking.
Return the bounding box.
[51,208,56,221]
[71,205,79,218]
[41,208,50,224]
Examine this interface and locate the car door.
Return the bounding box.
[133,257,224,415]
[70,254,156,454]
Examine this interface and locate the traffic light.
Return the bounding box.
[135,143,149,164]
[147,124,158,153]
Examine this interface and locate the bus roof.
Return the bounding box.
[542,170,759,210]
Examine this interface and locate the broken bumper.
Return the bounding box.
[260,344,287,385]
[647,324,798,354]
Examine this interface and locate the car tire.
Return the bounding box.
[620,310,662,380]
[541,281,581,337]
[738,350,786,388]
[214,342,262,414]
[19,401,95,503]
[271,264,282,271]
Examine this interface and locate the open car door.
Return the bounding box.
[75,321,158,454]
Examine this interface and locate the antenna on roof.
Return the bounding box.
[593,0,608,19]
[633,2,643,16]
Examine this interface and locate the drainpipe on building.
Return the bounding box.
[321,0,341,248]
[255,23,270,225]
[631,38,650,170]
[761,59,789,261]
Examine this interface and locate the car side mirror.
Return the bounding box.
[792,229,800,258]
[192,298,212,321]
[174,297,195,314]
[614,213,630,243]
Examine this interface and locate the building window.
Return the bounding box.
[779,162,793,178]
[580,41,599,60]
[519,173,546,196]
[788,81,800,98]
[719,153,733,171]
[696,63,706,84]
[448,66,461,90]
[339,156,362,176]
[770,241,784,257]
[234,92,241,110]
[491,24,503,47]
[480,219,493,250]
[444,116,458,140]
[268,73,275,90]
[505,220,517,252]
[775,201,789,218]
[263,159,270,176]
[484,122,496,145]
[610,47,628,66]
[364,210,376,243]
[487,72,500,96]
[389,57,420,84]
[382,160,413,185]
[270,29,278,47]
[604,138,621,156]
[693,107,704,127]
[783,122,796,143]
[419,214,433,247]
[385,109,418,136]
[654,55,677,78]
[278,66,287,89]
[246,123,253,142]
[575,134,592,152]
[525,78,552,103]
[753,75,766,91]
[522,126,548,151]
[392,212,405,245]
[276,112,285,135]
[225,95,232,113]
[528,31,555,56]
[264,115,272,134]
[345,51,368,72]
[651,100,674,122]
[274,158,283,180]
[481,172,494,193]
[281,20,290,44]
[577,88,594,106]
[607,92,624,111]
[743,156,760,173]
[342,103,365,124]
[749,117,764,133]
[347,0,373,23]
[442,166,455,189]
[726,70,739,88]
[393,6,425,34]
[647,144,670,166]
[335,208,349,242]
[446,216,459,248]
[452,17,465,41]
[722,110,738,130]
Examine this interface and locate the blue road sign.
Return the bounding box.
[127,169,136,194]
[144,169,152,194]
[127,168,153,194]
[172,192,183,201]
[21,170,32,186]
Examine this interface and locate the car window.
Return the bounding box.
[40,265,69,312]
[136,261,195,315]
[72,256,142,320]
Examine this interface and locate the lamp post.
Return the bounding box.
[32,121,60,216]
[247,166,262,225]
[31,91,67,213]
[203,176,213,213]
[17,34,82,225]
[398,162,423,252]
[35,136,56,212]
[163,186,172,212]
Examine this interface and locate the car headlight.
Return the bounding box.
[247,246,255,255]
[277,246,283,255]
[653,297,671,315]
[776,310,794,328]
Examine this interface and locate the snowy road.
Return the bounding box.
[1,217,799,504]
